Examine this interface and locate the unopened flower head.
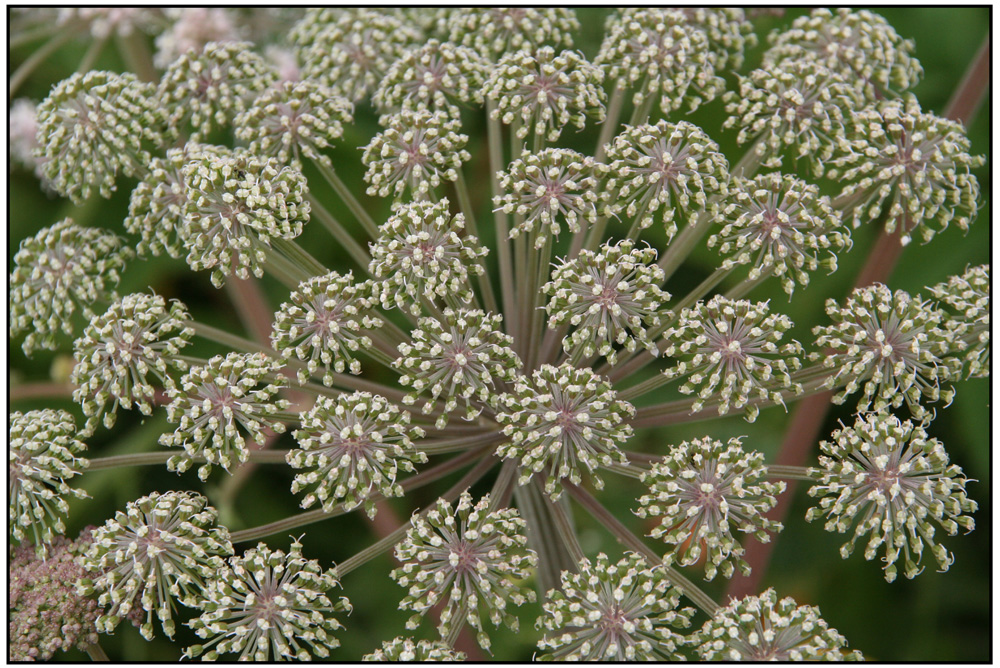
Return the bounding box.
[635,436,785,580]
[929,265,990,378]
[180,148,309,287]
[807,413,977,583]
[723,60,862,176]
[764,8,923,99]
[832,97,985,245]
[598,9,725,115]
[448,8,578,62]
[161,352,290,481]
[604,120,730,239]
[10,410,89,550]
[495,148,603,246]
[496,363,634,498]
[536,552,694,661]
[662,296,804,422]
[79,491,233,640]
[71,292,194,430]
[153,9,243,69]
[271,271,383,385]
[289,391,427,517]
[35,70,164,203]
[186,539,350,661]
[709,173,850,295]
[374,39,488,115]
[236,80,353,168]
[544,239,668,365]
[486,46,605,143]
[363,637,465,662]
[362,108,470,199]
[10,218,132,353]
[693,588,863,660]
[811,284,963,419]
[391,491,537,651]
[10,530,102,661]
[396,308,521,428]
[369,198,487,315]
[157,41,276,140]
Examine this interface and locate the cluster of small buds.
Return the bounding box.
[496,363,634,499]
[807,413,977,583]
[35,70,164,203]
[271,271,383,385]
[486,46,605,143]
[495,148,603,246]
[368,199,487,315]
[692,588,863,660]
[448,8,578,62]
[544,240,668,364]
[236,80,354,168]
[153,9,243,69]
[10,530,103,661]
[662,296,804,422]
[71,292,194,430]
[391,491,537,651]
[635,436,785,581]
[363,637,466,662]
[289,392,427,517]
[603,120,730,239]
[9,409,89,550]
[812,284,963,420]
[362,108,470,199]
[186,539,350,661]
[10,218,131,353]
[79,491,233,640]
[723,59,861,177]
[832,96,985,245]
[764,8,923,99]
[598,9,725,115]
[535,552,694,661]
[929,265,990,378]
[374,39,488,115]
[161,352,290,481]
[395,308,521,428]
[709,173,850,296]
[180,148,309,287]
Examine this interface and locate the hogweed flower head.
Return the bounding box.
[693,588,863,660]
[161,352,290,481]
[929,265,990,378]
[709,173,850,296]
[373,39,488,115]
[662,296,804,422]
[391,491,537,651]
[235,80,353,168]
[496,363,634,499]
[363,637,465,662]
[9,409,89,550]
[812,284,963,420]
[535,552,694,661]
[634,436,785,580]
[271,271,383,385]
[369,198,487,315]
[485,46,605,143]
[395,308,521,428]
[78,491,233,640]
[495,148,603,247]
[544,239,668,365]
[604,120,730,239]
[448,8,578,62]
[10,218,131,353]
[807,413,977,583]
[289,392,427,517]
[152,8,243,69]
[35,70,164,203]
[832,97,985,245]
[180,148,310,287]
[71,292,194,430]
[362,108,470,199]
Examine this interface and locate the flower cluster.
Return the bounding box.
[374,39,487,115]
[929,265,990,378]
[363,637,465,662]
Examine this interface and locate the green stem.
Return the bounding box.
[225,278,274,345]
[765,464,814,482]
[263,247,311,287]
[76,33,109,73]
[444,603,469,648]
[116,30,157,83]
[84,642,109,662]
[454,169,500,316]
[306,193,372,273]
[272,237,329,278]
[487,102,518,338]
[87,449,289,471]
[191,320,275,356]
[627,87,655,127]
[616,366,675,402]
[724,268,773,301]
[313,159,379,238]
[10,27,77,98]
[594,84,625,162]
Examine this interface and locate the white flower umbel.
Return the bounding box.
[448,8,578,62]
[363,637,465,662]
[929,265,990,378]
[374,39,488,115]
